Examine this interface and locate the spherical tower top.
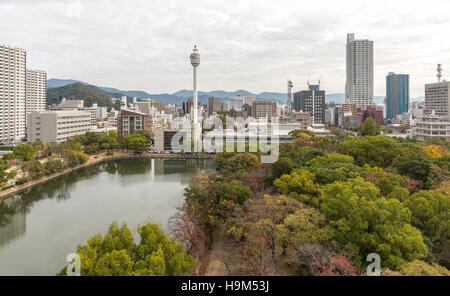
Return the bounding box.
[190,45,200,67]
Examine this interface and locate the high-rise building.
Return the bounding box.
[0,45,26,143]
[293,84,325,124]
[424,81,450,118]
[386,73,409,120]
[25,70,47,122]
[207,96,222,116]
[345,33,374,110]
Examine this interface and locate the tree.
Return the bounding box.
[320,178,428,269]
[270,157,295,180]
[11,144,36,162]
[184,175,252,245]
[287,244,358,276]
[215,153,260,177]
[169,204,206,257]
[273,169,323,207]
[393,153,431,184]
[278,206,332,255]
[58,222,195,276]
[227,195,302,273]
[44,157,65,175]
[424,145,446,159]
[0,159,16,189]
[122,133,147,152]
[432,154,450,172]
[361,117,379,136]
[405,191,449,247]
[383,260,450,276]
[338,136,402,168]
[66,151,89,167]
[22,161,45,180]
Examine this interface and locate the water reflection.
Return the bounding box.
[0,158,214,275]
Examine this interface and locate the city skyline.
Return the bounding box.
[1,0,450,97]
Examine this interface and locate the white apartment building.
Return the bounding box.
[25,69,47,124]
[414,111,450,140]
[345,33,374,110]
[0,45,26,143]
[424,81,450,118]
[51,99,97,126]
[27,110,91,144]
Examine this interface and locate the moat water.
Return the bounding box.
[0,158,214,275]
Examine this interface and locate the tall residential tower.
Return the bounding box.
[345,33,374,110]
[26,69,47,121]
[0,45,26,142]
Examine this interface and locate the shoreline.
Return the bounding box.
[0,152,214,200]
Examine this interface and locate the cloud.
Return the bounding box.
[1,0,449,97]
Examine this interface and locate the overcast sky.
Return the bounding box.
[1,0,449,97]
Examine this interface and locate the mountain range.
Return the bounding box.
[47,78,424,106]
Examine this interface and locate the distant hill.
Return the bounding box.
[47,78,88,88]
[48,78,423,106]
[46,83,126,109]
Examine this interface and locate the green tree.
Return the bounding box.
[11,144,36,162]
[22,161,45,180]
[383,260,450,276]
[338,135,402,168]
[66,151,89,167]
[122,133,147,152]
[320,178,427,269]
[184,176,253,244]
[278,206,332,253]
[44,157,65,175]
[361,117,379,136]
[274,169,323,207]
[271,157,295,180]
[59,222,195,276]
[405,191,449,247]
[0,159,16,188]
[393,153,431,184]
[215,153,260,177]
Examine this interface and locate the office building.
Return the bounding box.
[208,96,222,116]
[424,81,450,118]
[386,73,409,120]
[117,109,152,139]
[27,110,91,144]
[345,33,374,110]
[25,69,47,122]
[293,84,325,124]
[0,45,26,142]
[252,100,277,119]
